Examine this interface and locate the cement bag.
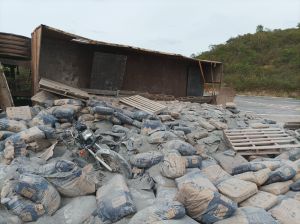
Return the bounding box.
[260,180,293,195]
[265,164,297,185]
[0,164,18,191]
[130,151,163,168]
[156,186,178,202]
[54,99,83,106]
[96,174,136,223]
[0,130,14,140]
[0,119,27,133]
[214,207,277,224]
[31,111,57,127]
[184,155,202,168]
[1,173,60,222]
[240,191,278,210]
[14,174,60,214]
[160,152,186,178]
[270,198,300,224]
[234,168,271,186]
[175,170,217,192]
[0,209,22,224]
[51,196,97,224]
[276,148,300,161]
[232,160,281,175]
[128,201,185,224]
[163,140,196,156]
[217,178,258,203]
[141,119,165,135]
[93,106,114,115]
[52,106,75,121]
[147,164,176,188]
[132,110,151,121]
[201,164,231,185]
[43,160,95,197]
[175,183,237,224]
[148,131,177,144]
[213,152,248,174]
[290,180,300,191]
[113,112,134,125]
[152,215,199,224]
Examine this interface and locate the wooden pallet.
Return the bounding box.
[119,95,167,114]
[223,128,300,155]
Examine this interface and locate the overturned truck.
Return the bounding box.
[31,25,222,100]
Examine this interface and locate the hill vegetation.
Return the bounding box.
[196,25,300,97]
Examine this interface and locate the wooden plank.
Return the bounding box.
[39,78,90,100]
[230,137,294,143]
[233,144,300,151]
[0,63,14,109]
[120,95,167,114]
[31,90,59,104]
[232,139,296,146]
[224,128,281,132]
[228,133,289,139]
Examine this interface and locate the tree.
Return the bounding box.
[297,23,300,29]
[256,25,264,32]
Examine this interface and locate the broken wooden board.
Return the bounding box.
[120,95,167,114]
[223,128,300,156]
[31,90,59,104]
[0,63,14,109]
[39,78,90,100]
[6,106,32,120]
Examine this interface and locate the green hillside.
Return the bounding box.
[196,26,300,97]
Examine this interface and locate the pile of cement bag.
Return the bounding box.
[0,97,299,224]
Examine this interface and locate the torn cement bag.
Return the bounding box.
[31,110,57,127]
[1,173,61,222]
[290,180,300,191]
[240,191,278,210]
[3,139,27,164]
[265,164,297,185]
[92,106,114,115]
[270,198,300,224]
[175,183,237,224]
[0,119,27,132]
[232,160,281,175]
[260,180,293,195]
[128,201,185,224]
[175,170,217,192]
[200,164,231,185]
[160,152,186,179]
[214,207,277,224]
[0,130,14,140]
[163,140,196,156]
[51,196,97,224]
[41,160,95,197]
[54,99,83,106]
[184,155,202,168]
[234,168,271,186]
[14,174,60,215]
[96,174,136,223]
[130,151,163,168]
[147,164,176,188]
[217,178,258,203]
[141,119,165,135]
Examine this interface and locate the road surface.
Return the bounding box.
[234,95,300,122]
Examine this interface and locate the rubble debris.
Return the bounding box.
[0,95,299,223]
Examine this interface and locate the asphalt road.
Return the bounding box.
[234,95,300,122]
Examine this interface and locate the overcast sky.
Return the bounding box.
[0,0,299,56]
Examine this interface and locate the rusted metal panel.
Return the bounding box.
[0,33,31,59]
[90,52,127,90]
